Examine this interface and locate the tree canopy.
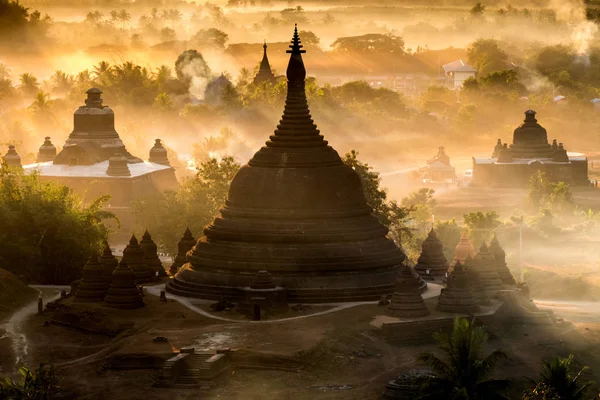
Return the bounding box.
[331,33,405,53]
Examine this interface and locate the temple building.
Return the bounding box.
[21,88,178,231]
[489,235,517,285]
[167,27,407,303]
[104,259,144,310]
[387,266,430,318]
[472,243,504,296]
[414,228,449,281]
[168,227,196,275]
[472,110,588,187]
[437,261,479,314]
[418,146,456,184]
[252,41,277,85]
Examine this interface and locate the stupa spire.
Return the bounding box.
[414,227,449,281]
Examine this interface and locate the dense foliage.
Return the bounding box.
[0,363,61,400]
[0,163,114,284]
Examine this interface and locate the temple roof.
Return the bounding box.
[252,40,276,85]
[23,160,171,178]
[443,60,477,73]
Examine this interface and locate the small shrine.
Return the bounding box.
[252,41,277,85]
[104,259,145,310]
[122,235,152,283]
[168,227,196,275]
[74,254,111,302]
[387,266,430,318]
[239,271,288,320]
[437,261,479,314]
[472,243,504,296]
[489,235,517,285]
[140,231,165,277]
[414,228,449,281]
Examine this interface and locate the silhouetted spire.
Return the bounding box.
[253,40,276,85]
[286,24,307,83]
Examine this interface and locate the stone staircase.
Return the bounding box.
[155,348,231,389]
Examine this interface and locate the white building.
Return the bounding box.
[442,60,477,89]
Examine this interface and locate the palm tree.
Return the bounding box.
[28,91,53,116]
[524,355,591,400]
[84,10,103,25]
[118,9,131,30]
[109,9,119,24]
[417,318,510,400]
[0,363,61,398]
[153,65,172,89]
[50,70,74,96]
[0,63,11,80]
[19,73,39,98]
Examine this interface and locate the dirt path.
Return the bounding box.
[0,286,67,374]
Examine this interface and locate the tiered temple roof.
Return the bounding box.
[167,27,405,303]
[74,254,111,302]
[122,235,152,283]
[472,243,504,296]
[451,232,476,268]
[489,235,517,285]
[3,145,22,169]
[140,231,165,277]
[387,266,430,318]
[464,254,490,306]
[414,228,449,281]
[37,137,57,162]
[437,261,479,314]
[104,259,144,309]
[169,227,196,275]
[252,41,277,85]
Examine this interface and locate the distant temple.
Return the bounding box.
[20,88,178,230]
[252,41,276,85]
[167,27,408,303]
[418,146,456,183]
[472,110,588,187]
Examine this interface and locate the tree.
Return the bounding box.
[0,0,50,44]
[118,9,130,30]
[528,171,573,212]
[28,91,54,125]
[342,150,411,230]
[160,27,176,42]
[401,188,436,208]
[466,39,509,75]
[132,157,241,255]
[332,33,405,53]
[463,211,501,247]
[191,28,229,49]
[333,81,407,117]
[417,318,509,400]
[470,2,486,17]
[153,92,173,111]
[50,70,74,96]
[19,73,39,98]
[280,6,307,24]
[523,355,591,400]
[0,363,61,399]
[0,166,114,284]
[298,30,320,46]
[84,10,103,26]
[0,62,11,80]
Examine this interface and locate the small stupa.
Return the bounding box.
[106,154,131,176]
[387,266,430,318]
[414,228,449,281]
[488,235,517,285]
[104,259,144,309]
[99,241,118,277]
[437,261,479,314]
[74,254,111,302]
[463,254,490,306]
[37,137,57,162]
[472,243,504,296]
[140,230,165,277]
[148,139,170,166]
[451,232,476,268]
[169,227,196,275]
[3,145,22,169]
[122,234,152,283]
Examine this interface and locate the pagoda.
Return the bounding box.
[472,110,588,187]
[167,27,405,303]
[99,241,119,276]
[463,254,490,306]
[414,228,449,281]
[252,41,277,85]
[168,227,196,275]
[489,235,517,285]
[122,235,152,283]
[472,243,504,296]
[437,261,479,314]
[140,231,166,277]
[104,259,144,309]
[74,254,111,302]
[21,88,178,232]
[450,232,476,268]
[3,145,22,169]
[387,266,430,318]
[418,146,456,183]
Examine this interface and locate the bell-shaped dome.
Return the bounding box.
[510,110,555,158]
[37,137,57,162]
[3,145,22,169]
[168,27,405,303]
[149,139,170,166]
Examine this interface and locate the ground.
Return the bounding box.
[0,282,598,399]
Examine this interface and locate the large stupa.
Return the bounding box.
[167,27,406,303]
[21,88,178,231]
